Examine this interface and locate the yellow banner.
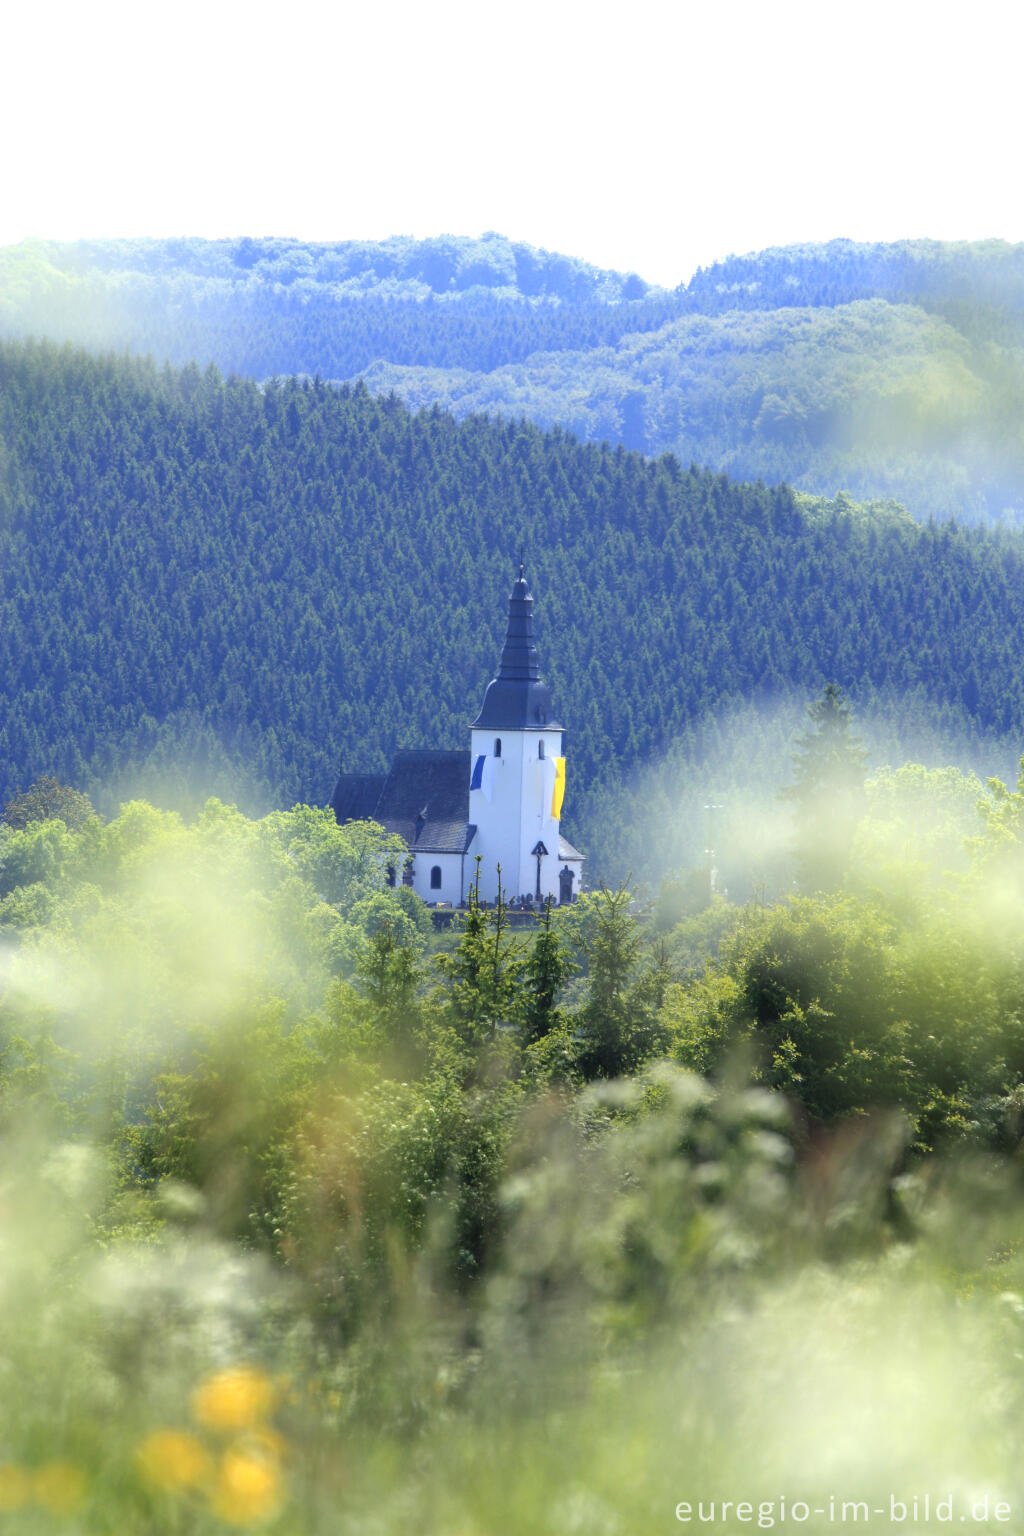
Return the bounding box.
[551,757,566,820]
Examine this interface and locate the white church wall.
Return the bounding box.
[469,727,565,904]
[410,852,465,907]
[517,740,566,903]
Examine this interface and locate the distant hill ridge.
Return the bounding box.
[31,231,654,301]
[4,233,1024,521]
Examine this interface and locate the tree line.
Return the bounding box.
[6,235,1024,519]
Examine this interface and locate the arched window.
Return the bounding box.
[494,738,502,757]
[385,864,396,887]
[430,865,442,890]
[538,741,545,759]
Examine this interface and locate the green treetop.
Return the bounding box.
[784,684,868,894]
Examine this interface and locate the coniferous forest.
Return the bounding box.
[6,233,1024,520]
[4,336,1024,884]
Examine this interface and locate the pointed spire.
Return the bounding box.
[496,570,540,683]
[472,568,562,731]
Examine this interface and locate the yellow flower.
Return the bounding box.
[192,1366,274,1432]
[137,1429,211,1491]
[33,1461,87,1516]
[0,1465,30,1510]
[210,1447,282,1525]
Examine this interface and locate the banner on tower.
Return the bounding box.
[471,754,494,802]
[551,757,566,820]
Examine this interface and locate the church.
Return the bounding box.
[331,570,585,908]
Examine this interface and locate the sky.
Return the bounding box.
[3,0,1021,287]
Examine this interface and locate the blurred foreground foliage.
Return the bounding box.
[5,772,1024,1529]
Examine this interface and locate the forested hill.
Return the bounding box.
[5,235,1024,521]
[3,338,1024,880]
[686,238,1024,319]
[0,234,670,377]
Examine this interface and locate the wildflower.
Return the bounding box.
[137,1429,211,1491]
[210,1446,282,1525]
[33,1461,87,1515]
[0,1465,30,1510]
[192,1366,274,1432]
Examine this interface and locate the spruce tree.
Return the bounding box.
[356,921,420,1041]
[435,859,523,1045]
[576,885,648,1079]
[517,897,576,1046]
[784,683,867,893]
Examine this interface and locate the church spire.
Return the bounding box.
[496,569,540,683]
[472,568,562,730]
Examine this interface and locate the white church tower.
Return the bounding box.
[469,567,584,906]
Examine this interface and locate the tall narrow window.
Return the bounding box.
[494,738,502,758]
[385,864,396,887]
[430,866,442,890]
[538,741,545,759]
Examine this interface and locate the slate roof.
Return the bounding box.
[330,773,386,824]
[558,835,584,861]
[414,821,477,854]
[376,750,470,821]
[332,750,476,853]
[473,571,562,731]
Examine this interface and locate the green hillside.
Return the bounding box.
[4,235,1024,520]
[0,233,670,377]
[359,299,1007,520]
[2,338,1024,883]
[686,237,1024,319]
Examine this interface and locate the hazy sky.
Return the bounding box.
[4,0,1019,286]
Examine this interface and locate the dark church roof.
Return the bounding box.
[331,773,386,823]
[332,749,476,854]
[414,820,478,854]
[473,569,562,731]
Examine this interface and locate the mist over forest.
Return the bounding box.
[5,232,1024,521]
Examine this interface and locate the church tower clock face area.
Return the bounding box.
[469,568,582,906]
